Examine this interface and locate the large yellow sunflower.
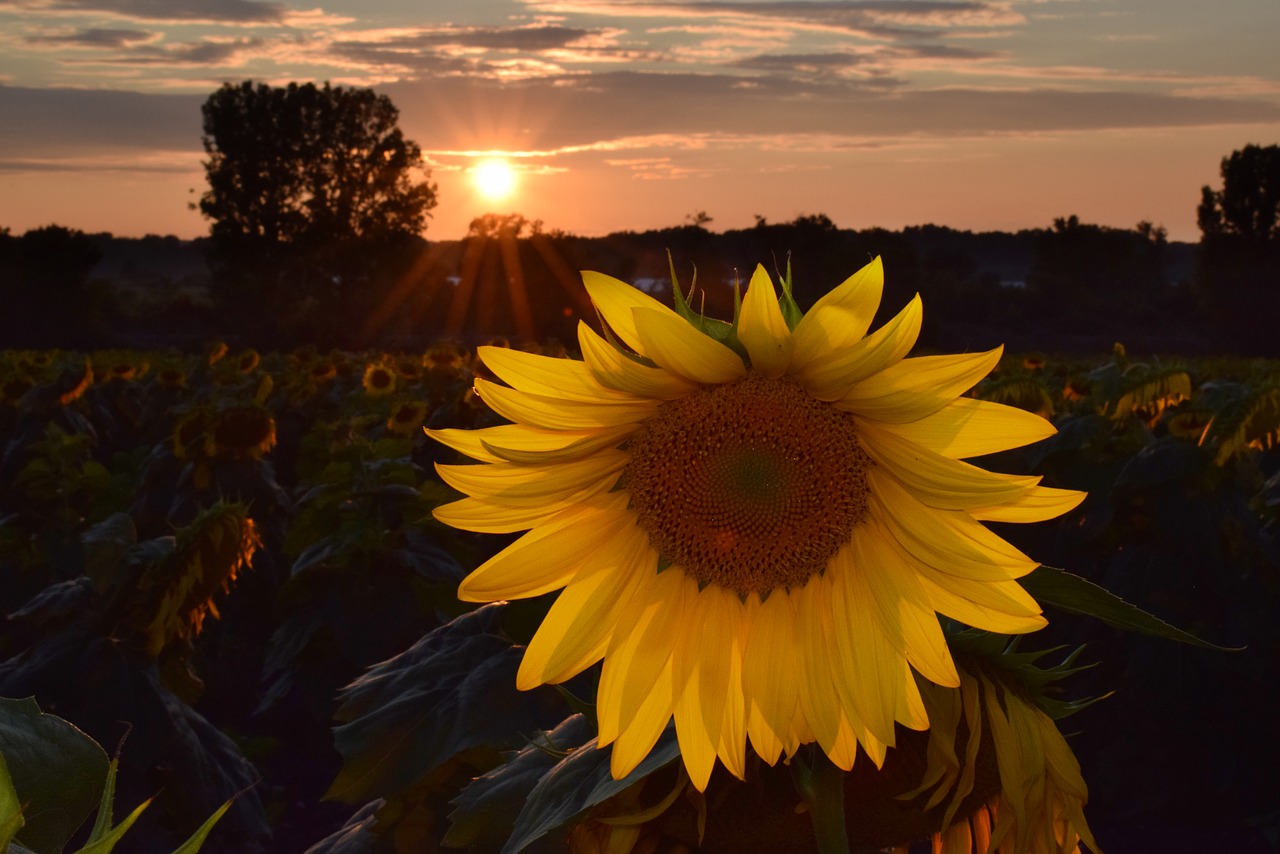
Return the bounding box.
[429,259,1083,791]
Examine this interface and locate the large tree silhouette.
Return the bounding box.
[1195,144,1280,355]
[198,81,438,345]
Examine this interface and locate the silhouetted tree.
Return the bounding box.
[0,225,108,347]
[1027,215,1170,332]
[1195,144,1280,354]
[197,81,438,346]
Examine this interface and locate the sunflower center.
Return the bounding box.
[625,374,870,596]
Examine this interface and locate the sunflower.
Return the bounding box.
[899,662,1098,854]
[362,362,397,396]
[429,259,1083,790]
[386,399,430,435]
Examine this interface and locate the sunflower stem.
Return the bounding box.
[791,746,849,854]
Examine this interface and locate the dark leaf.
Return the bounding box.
[1024,565,1239,651]
[328,604,566,804]
[0,696,108,854]
[503,723,681,854]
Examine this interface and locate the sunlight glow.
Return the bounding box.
[471,158,518,202]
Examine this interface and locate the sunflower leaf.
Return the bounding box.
[327,604,568,804]
[0,697,109,854]
[445,713,591,850]
[1023,566,1240,651]
[502,722,681,854]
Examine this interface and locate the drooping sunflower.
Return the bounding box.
[429,259,1083,790]
[899,661,1098,854]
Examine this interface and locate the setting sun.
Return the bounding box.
[471,158,518,202]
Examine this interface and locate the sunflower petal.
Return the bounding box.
[479,345,635,402]
[794,295,922,401]
[870,469,1037,581]
[458,492,632,601]
[578,322,697,400]
[476,378,660,430]
[838,348,1003,423]
[631,307,747,385]
[791,257,884,368]
[742,592,799,766]
[598,566,685,746]
[611,661,674,780]
[874,397,1058,459]
[850,520,960,689]
[828,544,903,746]
[518,524,649,687]
[436,449,626,504]
[969,485,1086,523]
[581,270,685,356]
[738,265,793,378]
[859,421,1038,510]
[673,583,736,791]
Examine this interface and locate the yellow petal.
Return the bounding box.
[597,567,687,745]
[793,295,922,401]
[428,422,631,465]
[479,345,636,403]
[517,524,650,687]
[578,323,697,400]
[738,265,793,378]
[457,492,632,602]
[476,378,660,430]
[432,482,614,533]
[581,270,685,357]
[870,469,1037,581]
[672,583,736,791]
[436,449,626,504]
[915,564,1047,633]
[631,307,747,385]
[742,591,800,766]
[791,257,884,369]
[858,421,1039,511]
[837,348,1002,424]
[873,397,1058,459]
[794,576,861,770]
[716,604,749,781]
[610,660,674,781]
[827,544,904,746]
[850,520,959,689]
[969,485,1086,523]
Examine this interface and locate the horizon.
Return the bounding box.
[2,1,1278,244]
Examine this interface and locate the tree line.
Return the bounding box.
[1,80,1277,356]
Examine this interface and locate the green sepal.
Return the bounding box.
[790,745,849,854]
[1024,565,1240,651]
[666,251,746,359]
[777,255,803,331]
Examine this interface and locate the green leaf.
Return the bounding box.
[84,760,118,844]
[1023,566,1240,651]
[0,697,109,854]
[445,713,591,850]
[327,604,568,804]
[502,723,681,854]
[73,795,151,854]
[168,799,233,854]
[1,752,26,850]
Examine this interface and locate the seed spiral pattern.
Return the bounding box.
[625,374,871,596]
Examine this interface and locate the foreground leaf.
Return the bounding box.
[1023,565,1239,650]
[0,697,109,854]
[328,604,567,804]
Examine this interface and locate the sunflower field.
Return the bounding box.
[2,269,1280,852]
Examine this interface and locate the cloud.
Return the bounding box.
[0,0,289,24]
[23,25,157,48]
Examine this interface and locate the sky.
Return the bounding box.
[1,0,1278,243]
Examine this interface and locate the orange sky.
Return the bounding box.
[2,0,1278,243]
